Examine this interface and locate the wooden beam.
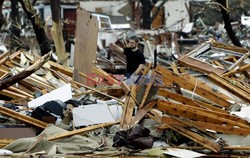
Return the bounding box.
[155,65,232,108]
[211,42,249,54]
[226,52,250,72]
[0,89,27,99]
[71,80,123,102]
[92,66,118,85]
[130,101,157,126]
[161,116,250,136]
[47,121,119,141]
[170,62,179,75]
[136,62,152,92]
[0,106,47,129]
[0,52,51,91]
[140,71,156,108]
[158,89,227,113]
[158,89,248,124]
[120,85,137,130]
[209,73,250,103]
[158,100,250,128]
[223,64,250,77]
[165,124,221,152]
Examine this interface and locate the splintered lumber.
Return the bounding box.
[120,85,137,130]
[158,100,250,128]
[71,80,123,102]
[0,51,10,60]
[48,61,99,85]
[158,89,227,113]
[130,101,157,126]
[209,73,250,103]
[171,62,180,75]
[0,52,51,91]
[0,89,28,99]
[226,52,250,72]
[47,121,119,141]
[165,123,221,152]
[8,86,34,98]
[155,65,232,108]
[178,55,224,75]
[74,8,98,84]
[92,66,118,85]
[211,42,249,54]
[136,62,152,91]
[140,71,156,108]
[0,106,47,129]
[223,64,250,77]
[147,109,162,123]
[161,116,250,136]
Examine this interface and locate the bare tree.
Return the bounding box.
[0,0,4,28]
[216,0,242,47]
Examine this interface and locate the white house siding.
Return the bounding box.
[80,1,128,16]
[164,0,190,30]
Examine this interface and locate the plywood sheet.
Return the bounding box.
[73,8,98,84]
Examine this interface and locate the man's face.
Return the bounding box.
[128,39,137,49]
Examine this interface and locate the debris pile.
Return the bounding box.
[0,39,249,157]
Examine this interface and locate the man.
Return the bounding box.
[110,36,145,78]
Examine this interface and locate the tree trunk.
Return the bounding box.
[216,0,242,47]
[10,0,21,50]
[18,0,51,55]
[0,0,4,28]
[140,0,153,29]
[50,0,68,65]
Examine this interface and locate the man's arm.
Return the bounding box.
[134,64,144,75]
[109,43,124,54]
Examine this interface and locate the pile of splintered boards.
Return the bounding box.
[0,40,250,157]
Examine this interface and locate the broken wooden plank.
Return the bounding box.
[136,62,152,92]
[140,71,156,108]
[0,89,28,99]
[209,72,250,103]
[120,85,137,130]
[71,80,123,102]
[223,64,250,77]
[158,89,248,125]
[92,66,118,85]
[170,62,180,75]
[158,89,227,113]
[161,116,250,136]
[0,106,47,129]
[130,101,157,127]
[47,121,119,141]
[158,100,250,128]
[0,52,51,91]
[155,65,232,108]
[226,52,250,72]
[211,42,249,54]
[165,124,221,152]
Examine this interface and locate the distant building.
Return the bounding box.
[109,15,130,30]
